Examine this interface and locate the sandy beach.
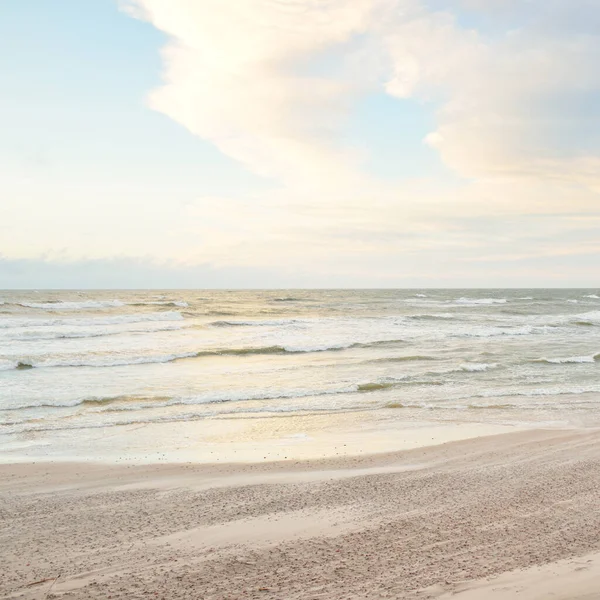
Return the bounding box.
[2,427,600,599]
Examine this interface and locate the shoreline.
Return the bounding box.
[2,427,600,599]
[0,411,531,465]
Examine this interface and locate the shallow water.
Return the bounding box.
[1,289,600,457]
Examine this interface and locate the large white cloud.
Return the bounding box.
[124,0,600,191]
[385,2,600,185]
[121,0,392,192]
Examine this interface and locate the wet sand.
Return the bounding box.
[1,428,600,599]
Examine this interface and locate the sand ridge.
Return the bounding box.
[1,428,600,599]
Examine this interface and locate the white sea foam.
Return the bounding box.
[0,322,184,341]
[408,313,456,321]
[474,386,600,399]
[574,311,600,322]
[0,311,184,329]
[0,341,365,371]
[20,300,126,310]
[535,354,599,364]
[457,325,535,338]
[584,294,600,299]
[1,384,368,412]
[455,298,508,305]
[544,311,600,327]
[4,351,199,370]
[460,363,496,372]
[15,299,189,310]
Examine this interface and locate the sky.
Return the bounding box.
[1,0,599,288]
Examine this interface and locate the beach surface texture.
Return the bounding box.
[2,427,600,599]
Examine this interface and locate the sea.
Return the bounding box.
[1,289,599,461]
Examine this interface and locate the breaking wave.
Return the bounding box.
[471,386,600,399]
[367,355,437,364]
[455,298,508,305]
[0,376,432,412]
[533,353,599,365]
[456,325,537,338]
[407,313,456,321]
[460,363,496,372]
[0,311,184,329]
[18,299,125,310]
[0,322,184,342]
[209,319,304,328]
[12,299,189,310]
[0,339,409,371]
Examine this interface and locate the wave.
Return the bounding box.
[467,403,516,410]
[367,355,437,364]
[0,322,184,342]
[407,313,456,321]
[567,299,579,304]
[273,297,305,302]
[584,294,600,299]
[3,341,498,373]
[2,373,448,412]
[0,351,200,371]
[460,363,496,372]
[209,318,303,328]
[455,298,508,305]
[17,299,125,310]
[0,311,184,329]
[533,353,599,365]
[3,404,373,434]
[0,385,361,412]
[357,382,396,392]
[471,386,600,399]
[12,299,189,310]
[414,364,497,377]
[0,360,34,371]
[128,301,189,308]
[352,339,406,349]
[542,311,600,327]
[570,311,600,326]
[1,339,408,371]
[414,294,428,298]
[456,325,536,338]
[211,314,453,328]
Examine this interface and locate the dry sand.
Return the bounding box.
[1,428,600,599]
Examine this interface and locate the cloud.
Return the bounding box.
[120,0,391,192]
[3,1,599,287]
[125,0,600,192]
[383,1,600,187]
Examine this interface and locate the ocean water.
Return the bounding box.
[1,289,600,457]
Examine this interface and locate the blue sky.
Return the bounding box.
[0,0,265,196]
[1,0,599,288]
